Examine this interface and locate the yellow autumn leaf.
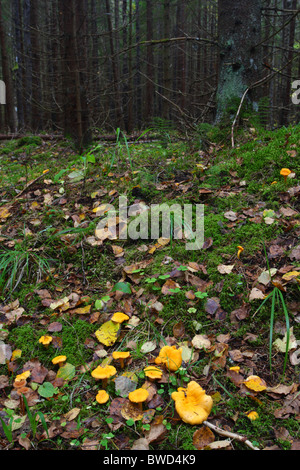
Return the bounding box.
[95,320,120,347]
[92,203,111,215]
[11,349,22,360]
[282,271,300,281]
[49,297,70,311]
[157,237,170,247]
[0,206,11,219]
[243,375,267,392]
[72,305,91,315]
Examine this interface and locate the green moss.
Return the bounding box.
[16,135,42,148]
[8,319,98,368]
[158,422,196,451]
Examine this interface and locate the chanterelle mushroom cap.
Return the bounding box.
[112,351,130,360]
[171,381,213,425]
[144,365,163,380]
[52,355,67,366]
[14,370,31,383]
[128,388,149,404]
[39,335,53,346]
[112,351,130,368]
[16,386,30,396]
[155,345,182,371]
[91,365,117,380]
[96,389,110,404]
[280,168,291,177]
[111,312,129,323]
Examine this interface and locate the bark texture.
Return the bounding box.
[216,0,263,121]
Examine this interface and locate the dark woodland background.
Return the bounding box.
[0,0,299,148]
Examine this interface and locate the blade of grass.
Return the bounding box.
[277,289,290,377]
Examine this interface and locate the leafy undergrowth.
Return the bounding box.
[0,124,299,451]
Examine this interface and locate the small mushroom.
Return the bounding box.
[96,389,110,404]
[143,365,163,381]
[246,410,259,421]
[14,370,31,383]
[237,246,244,259]
[280,168,291,183]
[155,345,182,372]
[128,388,149,410]
[13,378,27,389]
[111,312,129,323]
[52,355,67,368]
[38,335,53,348]
[13,370,31,388]
[91,365,117,388]
[171,381,213,425]
[112,351,131,369]
[16,386,31,415]
[16,386,30,397]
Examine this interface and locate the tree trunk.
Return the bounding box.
[30,0,42,130]
[162,0,171,120]
[62,0,91,150]
[216,0,263,122]
[145,0,154,123]
[135,0,142,127]
[13,0,24,129]
[105,0,124,129]
[0,1,15,132]
[279,0,297,126]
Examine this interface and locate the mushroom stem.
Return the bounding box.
[19,395,26,416]
[102,378,108,389]
[119,358,125,369]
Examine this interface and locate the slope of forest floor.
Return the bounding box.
[0,123,299,451]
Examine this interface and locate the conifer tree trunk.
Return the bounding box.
[30,0,41,130]
[0,1,15,132]
[62,0,91,150]
[216,0,262,121]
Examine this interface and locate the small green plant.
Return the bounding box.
[253,242,290,376]
[23,395,49,439]
[0,238,52,293]
[0,413,14,443]
[100,432,114,450]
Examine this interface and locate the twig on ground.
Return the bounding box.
[203,420,260,450]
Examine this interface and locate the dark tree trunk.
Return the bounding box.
[105,0,124,128]
[62,0,91,150]
[30,0,42,130]
[13,0,24,129]
[216,0,263,121]
[135,0,142,127]
[0,1,15,132]
[162,0,171,120]
[145,0,154,123]
[279,0,297,126]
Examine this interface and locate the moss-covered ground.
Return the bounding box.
[0,122,299,451]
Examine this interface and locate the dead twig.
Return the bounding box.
[203,420,260,450]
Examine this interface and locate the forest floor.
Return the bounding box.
[0,123,299,452]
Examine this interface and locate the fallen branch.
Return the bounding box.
[203,420,260,450]
[13,170,50,200]
[0,133,63,141]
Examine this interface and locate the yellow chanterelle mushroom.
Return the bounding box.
[171,381,213,425]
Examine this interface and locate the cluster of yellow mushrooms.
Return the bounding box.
[36,311,214,425]
[90,318,214,425]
